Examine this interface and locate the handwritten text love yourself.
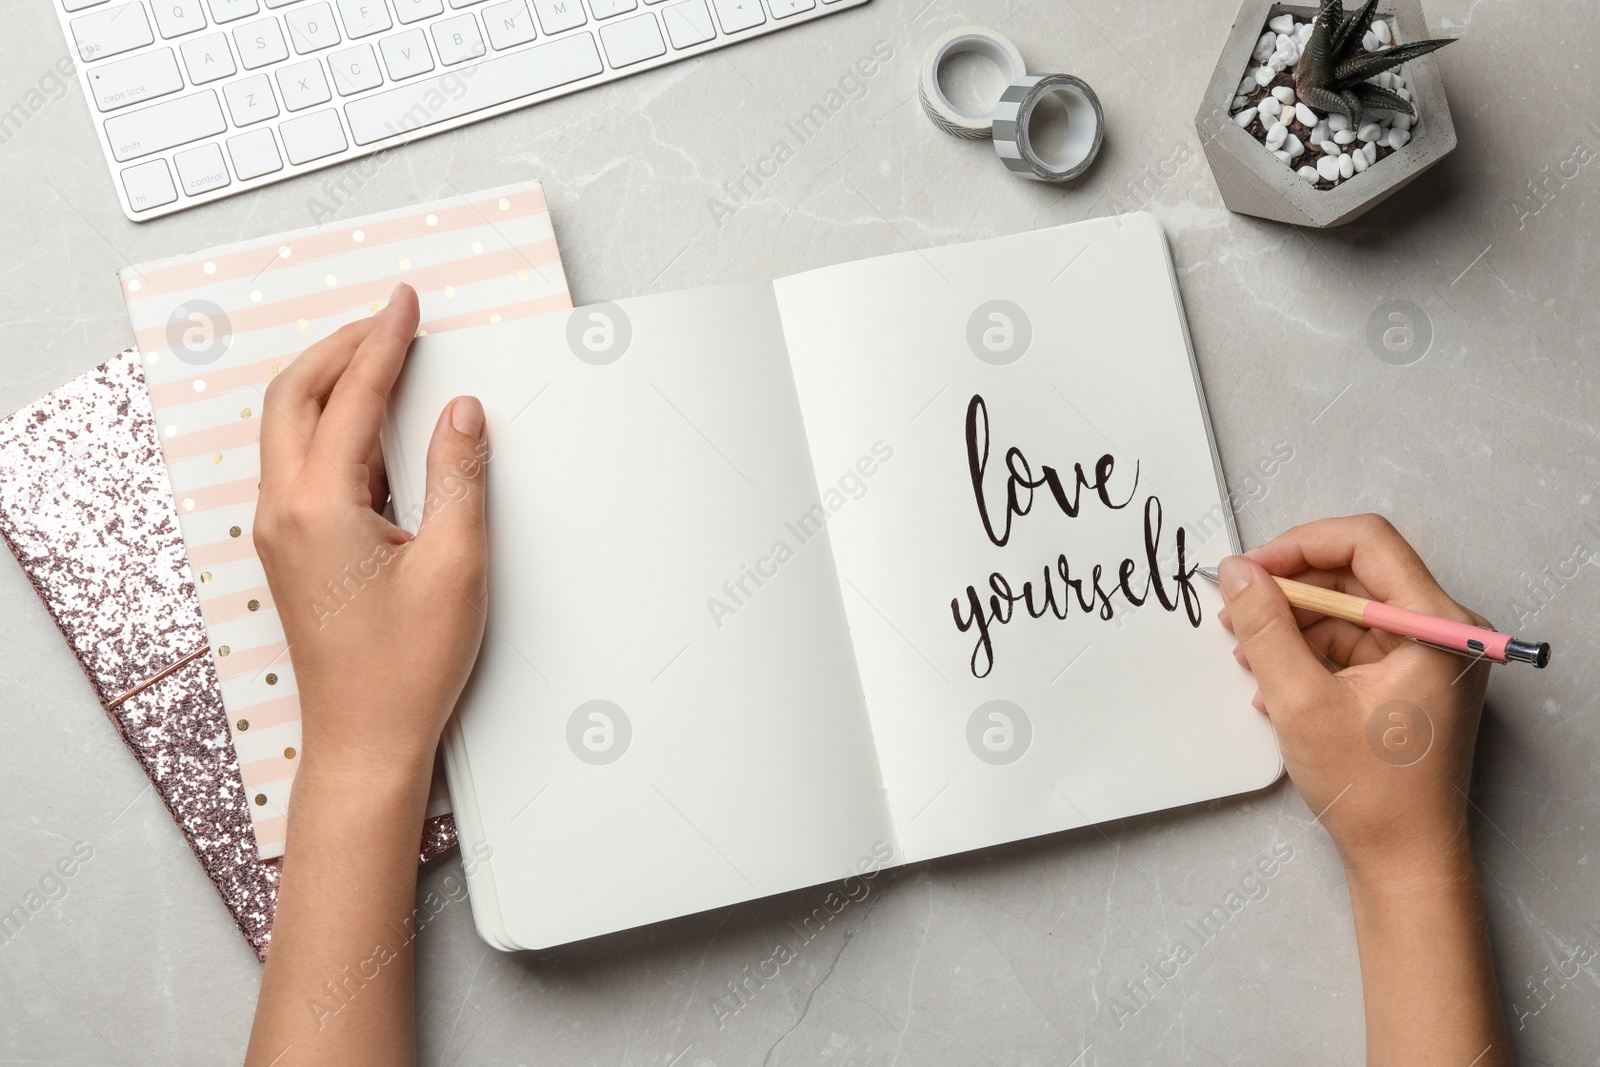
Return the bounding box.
[952,395,1203,678]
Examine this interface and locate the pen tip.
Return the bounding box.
[1197,566,1220,583]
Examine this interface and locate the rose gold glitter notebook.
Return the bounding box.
[0,349,455,960]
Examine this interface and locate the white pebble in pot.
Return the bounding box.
[1372,18,1391,43]
[1339,154,1355,178]
[1297,165,1320,182]
[1272,86,1296,105]
[1294,103,1317,126]
[1234,107,1258,128]
[1259,96,1282,118]
[1266,121,1289,149]
[1388,127,1412,149]
[1269,12,1295,33]
[1317,155,1341,181]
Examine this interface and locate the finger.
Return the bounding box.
[1298,617,1371,669]
[1218,555,1339,714]
[412,396,488,581]
[258,319,376,493]
[310,284,421,491]
[1251,689,1265,713]
[1246,514,1462,617]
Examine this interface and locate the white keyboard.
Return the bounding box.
[54,0,869,221]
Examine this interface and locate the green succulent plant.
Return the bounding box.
[1294,0,1455,128]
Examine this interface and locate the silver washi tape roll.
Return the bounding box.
[918,27,1028,140]
[991,74,1106,182]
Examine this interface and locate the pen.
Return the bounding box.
[1197,565,1551,669]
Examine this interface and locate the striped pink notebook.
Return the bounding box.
[119,182,572,859]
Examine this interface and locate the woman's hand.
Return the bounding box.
[254,283,488,784]
[246,284,489,1067]
[1219,513,1510,1067]
[1218,513,1490,882]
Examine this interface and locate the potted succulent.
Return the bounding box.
[1194,0,1457,227]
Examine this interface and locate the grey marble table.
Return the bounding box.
[2,0,1595,1063]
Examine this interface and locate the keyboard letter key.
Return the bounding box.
[599,12,663,67]
[531,0,583,34]
[121,158,178,211]
[379,28,435,78]
[153,0,208,39]
[285,2,343,52]
[276,58,333,109]
[710,0,761,33]
[482,0,537,49]
[394,0,443,23]
[71,3,155,62]
[279,107,348,163]
[206,0,260,22]
[174,141,231,194]
[661,0,711,48]
[223,72,280,123]
[227,126,284,178]
[328,42,383,93]
[88,48,184,111]
[103,89,227,161]
[589,0,636,18]
[344,31,601,144]
[233,17,289,68]
[181,32,238,83]
[335,0,392,37]
[431,14,485,64]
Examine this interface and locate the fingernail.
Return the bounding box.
[1218,555,1251,599]
[451,396,484,439]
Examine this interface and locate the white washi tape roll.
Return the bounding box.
[918,27,1028,140]
[992,74,1106,182]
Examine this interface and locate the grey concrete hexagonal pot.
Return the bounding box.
[1194,0,1456,227]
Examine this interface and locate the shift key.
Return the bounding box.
[104,91,227,162]
[344,31,602,145]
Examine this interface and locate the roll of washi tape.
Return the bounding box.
[992,74,1106,182]
[918,27,1028,140]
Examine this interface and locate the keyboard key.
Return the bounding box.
[180,31,236,81]
[63,0,110,11]
[206,0,260,21]
[223,72,279,122]
[660,0,710,48]
[233,17,289,67]
[265,0,301,7]
[768,0,812,15]
[482,0,536,49]
[279,107,348,162]
[394,0,442,22]
[599,12,662,66]
[335,0,391,36]
[431,14,484,63]
[379,28,434,77]
[589,0,634,17]
[227,126,283,177]
[345,30,600,143]
[285,2,341,50]
[448,0,485,6]
[120,158,178,211]
[87,47,183,111]
[70,4,155,62]
[103,89,227,161]
[174,141,231,194]
[709,0,760,32]
[152,0,207,38]
[328,42,382,93]
[276,57,331,108]
[531,0,582,33]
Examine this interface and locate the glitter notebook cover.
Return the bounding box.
[0,349,456,960]
[119,181,571,860]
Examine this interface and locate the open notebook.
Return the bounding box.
[382,213,1283,950]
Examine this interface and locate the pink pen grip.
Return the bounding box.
[1363,601,1511,662]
